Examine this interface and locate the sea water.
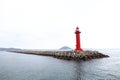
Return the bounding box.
[0,49,120,80]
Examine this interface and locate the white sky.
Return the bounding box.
[0,0,120,49]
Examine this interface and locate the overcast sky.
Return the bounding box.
[0,0,120,49]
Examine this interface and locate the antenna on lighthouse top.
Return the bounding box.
[76,26,79,29]
[76,27,79,30]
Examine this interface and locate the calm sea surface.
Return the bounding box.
[0,49,120,80]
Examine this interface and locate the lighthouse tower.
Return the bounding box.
[75,27,83,51]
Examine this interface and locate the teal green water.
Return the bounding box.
[0,49,120,80]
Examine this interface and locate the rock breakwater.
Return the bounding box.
[9,50,109,61]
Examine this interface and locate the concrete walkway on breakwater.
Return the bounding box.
[9,50,109,61]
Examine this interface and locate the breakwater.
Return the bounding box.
[9,50,109,61]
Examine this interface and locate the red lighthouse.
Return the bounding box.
[75,27,83,51]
